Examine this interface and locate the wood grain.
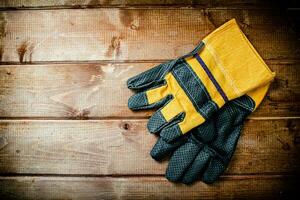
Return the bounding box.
[0,176,298,200]
[0,0,277,9]
[0,9,299,62]
[0,119,299,175]
[0,2,298,199]
[0,61,298,118]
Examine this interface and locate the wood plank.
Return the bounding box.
[0,119,299,175]
[0,0,277,9]
[0,176,298,200]
[0,61,299,118]
[0,9,299,62]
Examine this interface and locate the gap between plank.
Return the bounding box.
[0,6,281,11]
[1,59,299,66]
[0,117,299,121]
[0,173,297,179]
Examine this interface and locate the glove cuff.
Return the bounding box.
[185,19,275,109]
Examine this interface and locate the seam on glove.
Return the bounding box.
[183,61,212,102]
[172,67,209,119]
[202,41,241,96]
[194,54,229,103]
[232,96,255,112]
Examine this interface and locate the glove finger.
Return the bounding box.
[128,93,172,111]
[201,158,226,184]
[160,123,183,143]
[166,142,202,182]
[127,42,204,89]
[161,114,206,143]
[181,150,211,184]
[147,99,184,134]
[128,83,169,110]
[148,111,184,134]
[150,136,187,161]
[127,63,166,90]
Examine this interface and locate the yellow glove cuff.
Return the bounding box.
[186,19,275,108]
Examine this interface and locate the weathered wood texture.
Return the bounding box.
[0,119,299,175]
[0,9,299,63]
[0,1,299,199]
[0,61,299,118]
[0,0,279,9]
[0,176,298,200]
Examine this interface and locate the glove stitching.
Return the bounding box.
[203,41,241,97]
[191,134,227,164]
[139,93,172,110]
[183,61,212,101]
[172,68,209,119]
[232,96,255,112]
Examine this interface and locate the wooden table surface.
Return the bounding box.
[0,1,299,199]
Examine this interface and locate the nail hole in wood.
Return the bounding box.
[122,122,130,130]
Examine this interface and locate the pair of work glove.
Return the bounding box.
[127,19,275,184]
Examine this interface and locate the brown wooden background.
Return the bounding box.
[0,0,299,199]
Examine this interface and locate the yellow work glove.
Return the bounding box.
[127,19,275,142]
